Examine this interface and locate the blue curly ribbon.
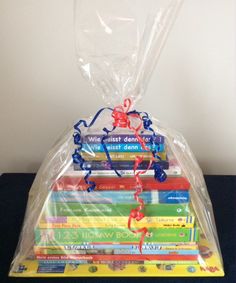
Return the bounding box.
[73,107,113,192]
[101,126,122,177]
[141,112,167,182]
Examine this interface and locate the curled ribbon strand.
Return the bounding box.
[141,112,167,182]
[101,126,122,178]
[113,100,149,150]
[128,156,154,253]
[111,99,167,253]
[73,107,113,192]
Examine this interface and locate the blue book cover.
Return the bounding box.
[81,143,165,153]
[82,134,165,144]
[50,191,189,204]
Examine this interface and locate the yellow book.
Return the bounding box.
[39,216,195,229]
[38,222,194,229]
[9,235,224,277]
[81,151,167,161]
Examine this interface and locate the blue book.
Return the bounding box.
[50,191,189,204]
[82,134,165,144]
[81,143,165,153]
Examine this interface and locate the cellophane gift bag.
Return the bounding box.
[9,0,224,277]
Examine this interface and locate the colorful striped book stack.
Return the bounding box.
[34,134,200,266]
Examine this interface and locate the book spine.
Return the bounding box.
[34,248,199,255]
[49,191,189,204]
[81,151,167,161]
[42,216,195,224]
[82,134,165,144]
[44,203,190,217]
[81,143,165,153]
[35,227,199,244]
[42,216,195,227]
[34,243,198,251]
[35,254,198,261]
[52,177,190,191]
[80,151,167,161]
[65,166,181,178]
[38,260,198,265]
[38,222,194,229]
[74,160,169,171]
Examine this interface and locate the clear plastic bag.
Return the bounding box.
[9,0,224,277]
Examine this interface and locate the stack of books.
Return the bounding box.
[34,134,200,268]
[73,134,180,177]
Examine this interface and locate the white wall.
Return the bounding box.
[0,0,235,174]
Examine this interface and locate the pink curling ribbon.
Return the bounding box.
[112,98,155,253]
[112,99,150,151]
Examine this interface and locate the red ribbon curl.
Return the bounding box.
[112,99,155,253]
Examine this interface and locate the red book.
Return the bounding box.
[36,254,197,261]
[51,176,190,191]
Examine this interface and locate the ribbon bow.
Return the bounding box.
[112,99,150,152]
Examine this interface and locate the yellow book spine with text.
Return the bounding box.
[80,151,167,161]
[39,215,195,229]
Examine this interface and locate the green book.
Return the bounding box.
[35,227,199,245]
[45,203,190,217]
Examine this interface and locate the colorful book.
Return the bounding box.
[80,151,167,161]
[35,227,199,244]
[38,222,194,229]
[82,134,165,144]
[34,243,199,251]
[81,143,165,153]
[35,254,198,261]
[41,216,195,225]
[52,177,190,191]
[34,248,199,255]
[74,160,169,171]
[36,259,199,265]
[40,216,195,229]
[66,166,181,178]
[49,190,190,204]
[44,203,191,217]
